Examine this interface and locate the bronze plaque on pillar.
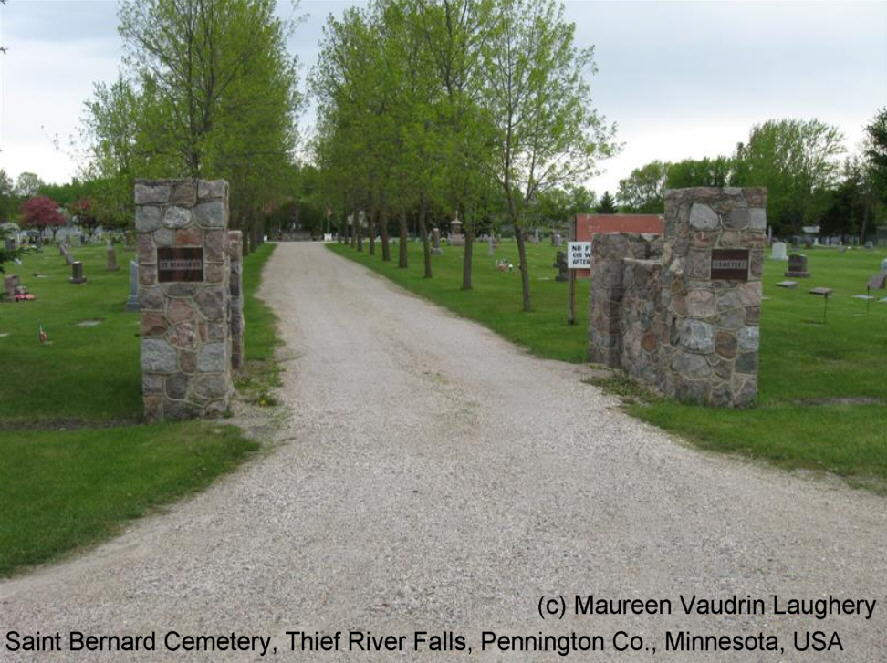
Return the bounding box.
[157,247,204,282]
[711,249,749,281]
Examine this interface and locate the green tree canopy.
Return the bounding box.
[82,0,302,249]
[616,160,670,213]
[665,157,732,189]
[731,118,844,233]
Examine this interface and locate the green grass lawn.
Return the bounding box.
[0,422,257,576]
[330,239,887,491]
[0,241,279,576]
[1,244,143,423]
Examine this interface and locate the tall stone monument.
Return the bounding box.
[125,260,140,312]
[431,227,443,255]
[135,179,235,421]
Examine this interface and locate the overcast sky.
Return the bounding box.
[1,1,885,197]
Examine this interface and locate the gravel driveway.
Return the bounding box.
[2,243,885,661]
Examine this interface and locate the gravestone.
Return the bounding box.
[487,234,495,256]
[107,245,120,271]
[553,232,562,247]
[881,258,887,273]
[777,280,798,288]
[770,242,788,260]
[135,179,234,421]
[69,261,87,284]
[448,218,465,247]
[4,274,19,299]
[125,260,140,312]
[868,273,887,290]
[553,251,569,282]
[785,253,809,277]
[5,238,15,253]
[431,227,443,255]
[59,243,68,256]
[65,251,75,266]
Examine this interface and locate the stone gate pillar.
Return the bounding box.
[135,179,234,420]
[661,187,766,407]
[227,230,245,370]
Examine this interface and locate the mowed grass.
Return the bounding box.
[634,247,887,490]
[0,242,279,576]
[0,244,143,423]
[0,422,257,576]
[329,239,590,362]
[331,239,887,490]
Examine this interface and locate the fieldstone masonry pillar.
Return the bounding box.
[135,179,235,420]
[588,187,765,408]
[228,230,245,370]
[661,187,765,407]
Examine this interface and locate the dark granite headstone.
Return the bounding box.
[553,251,569,282]
[785,253,810,277]
[69,261,87,284]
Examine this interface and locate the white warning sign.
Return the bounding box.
[567,242,591,269]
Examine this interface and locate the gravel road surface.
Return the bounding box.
[2,243,885,661]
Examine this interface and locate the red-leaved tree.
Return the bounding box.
[20,196,66,241]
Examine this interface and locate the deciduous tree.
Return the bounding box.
[616,160,670,213]
[480,0,615,310]
[731,118,843,233]
[20,196,66,240]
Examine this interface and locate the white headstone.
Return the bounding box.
[771,242,788,261]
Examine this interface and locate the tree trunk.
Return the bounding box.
[380,208,391,261]
[398,208,408,268]
[368,207,376,256]
[356,211,363,252]
[349,213,356,248]
[515,228,531,311]
[418,196,432,278]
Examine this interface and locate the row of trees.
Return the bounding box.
[615,112,887,238]
[312,0,616,310]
